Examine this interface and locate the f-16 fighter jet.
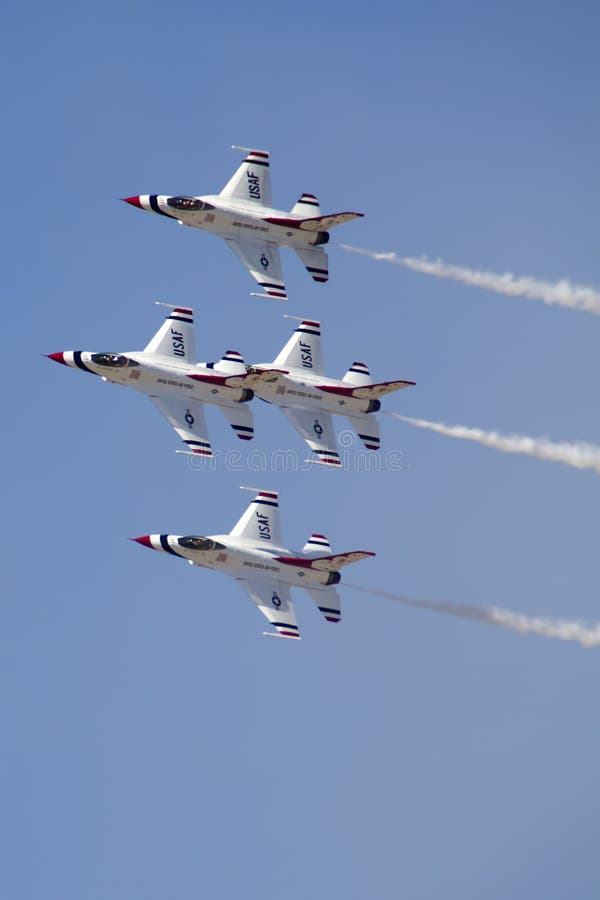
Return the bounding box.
[133,487,375,640]
[246,317,416,467]
[122,146,363,301]
[46,304,256,457]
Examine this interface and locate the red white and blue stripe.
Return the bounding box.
[168,306,193,325]
[244,150,269,167]
[253,490,278,508]
[272,620,300,639]
[230,424,254,441]
[305,533,331,550]
[348,362,370,376]
[314,449,341,467]
[295,320,321,336]
[318,605,341,623]
[358,433,380,451]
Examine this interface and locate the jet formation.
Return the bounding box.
[133,487,375,640]
[47,306,414,466]
[122,146,363,301]
[47,147,393,641]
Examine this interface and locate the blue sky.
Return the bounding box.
[3,2,600,897]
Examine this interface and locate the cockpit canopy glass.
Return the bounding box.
[178,536,225,552]
[166,196,215,212]
[90,353,139,368]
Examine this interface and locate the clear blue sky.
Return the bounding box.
[3,2,600,898]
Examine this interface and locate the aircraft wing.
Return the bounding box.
[219,149,272,207]
[237,577,301,639]
[224,237,288,300]
[280,406,340,467]
[149,396,212,457]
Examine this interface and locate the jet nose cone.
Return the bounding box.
[131,535,153,548]
[46,352,67,365]
[122,195,143,208]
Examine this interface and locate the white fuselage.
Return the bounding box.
[250,365,374,416]
[141,194,327,249]
[149,533,336,588]
[60,350,249,407]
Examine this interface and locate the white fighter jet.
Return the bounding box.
[122,146,363,301]
[46,303,257,457]
[246,317,416,467]
[132,487,375,639]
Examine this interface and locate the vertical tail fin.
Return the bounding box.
[273,319,324,375]
[342,362,372,387]
[144,305,196,363]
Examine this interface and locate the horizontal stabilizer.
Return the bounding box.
[216,349,246,376]
[302,533,332,556]
[298,212,364,231]
[219,404,254,442]
[263,212,363,231]
[317,379,416,400]
[305,586,341,623]
[291,193,321,216]
[275,550,375,572]
[294,246,329,283]
[244,366,289,386]
[342,361,371,387]
[187,371,250,388]
[345,413,380,451]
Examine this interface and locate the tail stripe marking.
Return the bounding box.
[319,606,341,618]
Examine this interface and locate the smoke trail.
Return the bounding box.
[345,583,600,648]
[336,243,600,316]
[390,413,600,474]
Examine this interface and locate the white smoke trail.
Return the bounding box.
[336,243,600,316]
[345,583,600,648]
[390,413,600,474]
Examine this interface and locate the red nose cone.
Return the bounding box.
[122,196,143,208]
[131,535,153,548]
[47,352,66,365]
